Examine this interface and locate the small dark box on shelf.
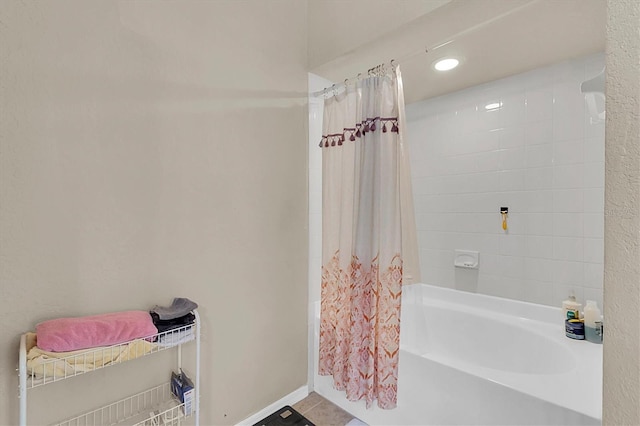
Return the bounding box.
[171,370,194,416]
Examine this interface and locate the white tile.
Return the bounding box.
[525,120,553,145]
[454,173,477,193]
[479,275,525,300]
[524,257,554,282]
[473,212,498,234]
[526,90,554,123]
[523,280,556,306]
[500,191,527,214]
[583,162,604,188]
[441,137,457,159]
[553,109,585,143]
[584,120,605,140]
[472,192,504,213]
[413,177,433,195]
[413,194,433,213]
[525,190,553,212]
[410,159,430,178]
[502,92,527,126]
[420,249,454,270]
[584,137,605,163]
[476,128,502,153]
[553,189,584,213]
[553,236,583,261]
[584,238,604,263]
[525,212,553,236]
[478,105,504,132]
[423,266,455,287]
[584,262,604,289]
[499,234,527,256]
[475,149,501,172]
[553,212,584,237]
[583,188,604,213]
[583,213,604,239]
[552,260,584,284]
[414,213,432,230]
[443,213,464,232]
[458,103,480,135]
[418,230,435,250]
[553,164,584,189]
[479,254,500,275]
[553,140,584,165]
[499,126,525,149]
[499,170,526,191]
[526,235,553,258]
[471,171,501,193]
[458,132,482,156]
[477,273,504,297]
[526,143,554,168]
[450,154,478,175]
[449,212,477,232]
[526,167,554,190]
[553,84,585,142]
[477,233,500,254]
[498,147,526,170]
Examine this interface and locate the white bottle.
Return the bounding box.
[562,293,582,319]
[584,300,603,343]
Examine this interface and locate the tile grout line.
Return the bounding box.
[296,399,323,415]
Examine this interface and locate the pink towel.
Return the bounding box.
[36,311,158,352]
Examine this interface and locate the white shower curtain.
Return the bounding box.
[318,65,420,409]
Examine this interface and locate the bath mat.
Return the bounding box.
[253,405,315,426]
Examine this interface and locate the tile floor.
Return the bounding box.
[292,392,358,426]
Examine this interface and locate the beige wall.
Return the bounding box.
[0,1,308,424]
[603,0,640,425]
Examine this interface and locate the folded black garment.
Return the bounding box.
[150,312,195,333]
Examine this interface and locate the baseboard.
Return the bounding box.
[235,385,309,426]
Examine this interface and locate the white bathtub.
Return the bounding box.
[313,284,602,425]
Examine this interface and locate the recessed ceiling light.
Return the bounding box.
[485,102,503,110]
[433,58,459,71]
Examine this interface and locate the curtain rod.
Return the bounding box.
[312,57,412,98]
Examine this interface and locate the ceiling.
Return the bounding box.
[308,0,606,104]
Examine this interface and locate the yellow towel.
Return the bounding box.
[25,332,157,380]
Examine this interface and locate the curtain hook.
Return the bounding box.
[332,84,337,97]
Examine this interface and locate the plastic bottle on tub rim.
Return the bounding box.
[562,292,582,320]
[584,300,603,343]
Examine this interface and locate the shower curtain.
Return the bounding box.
[318,65,420,409]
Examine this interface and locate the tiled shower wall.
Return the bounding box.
[406,53,605,308]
